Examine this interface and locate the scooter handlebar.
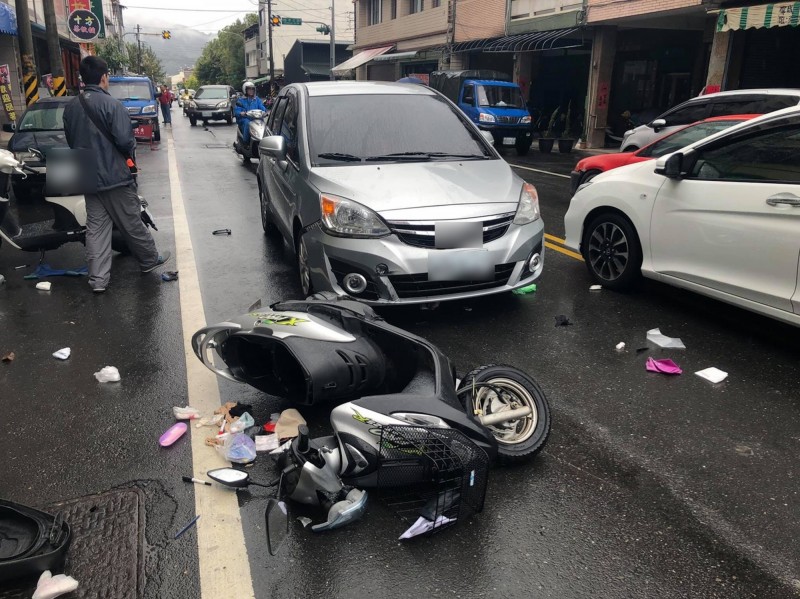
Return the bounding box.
[297,424,310,454]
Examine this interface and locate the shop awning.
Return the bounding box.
[251,75,271,84]
[0,3,17,37]
[445,27,584,54]
[303,63,332,78]
[331,45,393,74]
[716,2,800,32]
[370,51,420,62]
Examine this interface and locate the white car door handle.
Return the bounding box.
[766,193,800,207]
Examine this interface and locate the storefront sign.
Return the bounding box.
[67,0,105,40]
[716,1,800,32]
[597,82,609,109]
[0,64,17,122]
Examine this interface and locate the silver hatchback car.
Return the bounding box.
[255,81,544,305]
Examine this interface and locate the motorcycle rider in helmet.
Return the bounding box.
[235,81,267,148]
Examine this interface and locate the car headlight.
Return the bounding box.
[521,116,532,124]
[479,113,496,123]
[216,101,229,108]
[513,183,540,225]
[320,194,390,238]
[142,104,157,114]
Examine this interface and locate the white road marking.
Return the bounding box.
[509,163,571,179]
[166,132,256,599]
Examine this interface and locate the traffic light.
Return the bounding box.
[162,30,171,39]
[271,15,281,27]
[316,24,330,35]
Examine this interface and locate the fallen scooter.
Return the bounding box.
[192,295,551,534]
[233,109,267,165]
[0,148,157,276]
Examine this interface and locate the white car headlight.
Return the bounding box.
[216,100,229,108]
[521,115,532,124]
[479,113,496,123]
[513,183,541,225]
[320,194,390,238]
[141,104,157,114]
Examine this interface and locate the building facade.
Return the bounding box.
[244,23,259,80]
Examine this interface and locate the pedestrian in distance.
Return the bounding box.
[159,85,173,126]
[63,56,170,294]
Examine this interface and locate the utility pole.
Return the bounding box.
[329,0,335,80]
[14,0,39,105]
[136,24,142,74]
[267,0,275,82]
[43,0,66,96]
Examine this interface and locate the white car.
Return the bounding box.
[564,107,800,327]
[619,89,800,152]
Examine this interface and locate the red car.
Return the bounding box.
[569,115,760,195]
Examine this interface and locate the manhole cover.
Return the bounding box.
[0,488,145,599]
[204,144,230,149]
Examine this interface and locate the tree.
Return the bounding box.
[95,38,127,74]
[92,37,166,84]
[184,75,199,91]
[195,14,257,88]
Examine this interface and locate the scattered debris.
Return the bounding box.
[229,412,255,433]
[399,515,455,540]
[52,347,70,360]
[615,342,626,351]
[247,298,262,312]
[159,422,188,447]
[182,476,211,486]
[255,434,280,452]
[174,515,201,540]
[212,229,232,236]
[228,403,254,418]
[173,406,201,420]
[275,409,307,440]
[195,414,224,428]
[735,445,754,457]
[554,315,572,327]
[216,433,256,464]
[32,570,79,599]
[297,516,313,528]
[264,413,280,433]
[512,283,537,295]
[589,284,602,291]
[635,347,649,354]
[35,281,52,291]
[646,328,685,349]
[161,271,179,282]
[14,264,29,270]
[0,274,5,285]
[696,367,728,384]
[2,351,15,362]
[94,366,120,382]
[645,357,682,375]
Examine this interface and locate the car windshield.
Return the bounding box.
[18,104,66,131]
[477,85,524,108]
[308,94,491,165]
[195,88,228,99]
[638,120,747,158]
[108,81,151,101]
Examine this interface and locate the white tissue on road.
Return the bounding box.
[590,285,602,291]
[52,347,70,360]
[173,406,201,420]
[399,515,455,539]
[646,328,686,349]
[35,281,52,291]
[695,367,728,384]
[32,570,79,599]
[94,366,121,383]
[615,342,626,350]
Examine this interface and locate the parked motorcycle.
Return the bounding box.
[0,148,157,273]
[233,109,267,165]
[193,295,551,534]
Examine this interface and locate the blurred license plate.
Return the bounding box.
[503,137,515,145]
[428,249,493,282]
[201,111,212,117]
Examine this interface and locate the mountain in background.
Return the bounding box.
[122,13,211,76]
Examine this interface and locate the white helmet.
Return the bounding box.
[242,81,256,94]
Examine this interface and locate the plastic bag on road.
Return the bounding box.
[645,357,682,375]
[32,570,79,599]
[94,366,120,382]
[229,412,255,433]
[217,433,256,464]
[646,328,685,349]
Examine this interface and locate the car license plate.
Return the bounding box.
[434,221,482,249]
[428,249,493,282]
[201,111,212,117]
[503,137,515,145]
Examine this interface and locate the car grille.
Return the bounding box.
[387,213,515,249]
[127,106,140,115]
[389,263,516,299]
[497,116,521,124]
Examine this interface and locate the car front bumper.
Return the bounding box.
[569,170,583,196]
[188,107,230,120]
[304,221,545,305]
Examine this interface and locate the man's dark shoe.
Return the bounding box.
[142,251,172,273]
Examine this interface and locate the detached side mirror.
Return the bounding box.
[265,499,289,556]
[650,118,666,132]
[259,135,286,161]
[655,152,684,179]
[2,123,14,133]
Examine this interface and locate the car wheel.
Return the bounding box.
[226,112,233,125]
[582,212,642,290]
[259,180,278,236]
[295,233,313,297]
[189,116,197,126]
[580,169,602,186]
[622,145,639,152]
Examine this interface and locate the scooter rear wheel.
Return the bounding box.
[457,364,551,464]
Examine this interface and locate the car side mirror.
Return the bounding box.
[259,135,286,161]
[2,123,13,133]
[650,118,666,132]
[480,130,494,145]
[655,152,683,179]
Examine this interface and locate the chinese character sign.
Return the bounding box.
[0,64,17,122]
[67,0,104,40]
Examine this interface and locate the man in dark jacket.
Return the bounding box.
[63,56,170,293]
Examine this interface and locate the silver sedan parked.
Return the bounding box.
[256,81,545,305]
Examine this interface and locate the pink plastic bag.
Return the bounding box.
[645,357,682,375]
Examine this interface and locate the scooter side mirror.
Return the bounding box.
[207,467,251,488]
[265,498,289,555]
[259,135,286,161]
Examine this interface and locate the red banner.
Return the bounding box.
[0,64,16,122]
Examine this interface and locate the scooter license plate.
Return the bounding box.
[428,249,493,282]
[503,137,515,145]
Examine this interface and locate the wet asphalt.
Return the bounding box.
[1,113,799,598]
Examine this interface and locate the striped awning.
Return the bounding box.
[716,2,800,31]
[446,28,584,54]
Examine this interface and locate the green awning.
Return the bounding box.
[302,64,331,77]
[251,75,271,84]
[716,2,800,31]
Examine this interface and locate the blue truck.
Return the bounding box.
[429,70,533,156]
[107,75,161,142]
